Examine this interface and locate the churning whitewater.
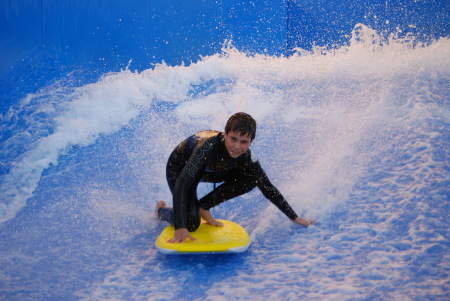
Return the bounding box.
[0,25,449,300]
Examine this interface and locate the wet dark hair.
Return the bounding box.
[224,112,256,140]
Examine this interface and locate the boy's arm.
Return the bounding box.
[249,154,313,223]
[172,139,214,230]
[252,161,316,226]
[254,167,299,220]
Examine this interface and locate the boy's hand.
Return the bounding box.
[168,228,197,243]
[293,217,316,226]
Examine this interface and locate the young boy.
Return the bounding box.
[156,112,315,243]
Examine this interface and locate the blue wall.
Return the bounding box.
[1,0,449,112]
[287,0,450,52]
[0,0,288,77]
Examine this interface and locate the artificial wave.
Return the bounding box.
[1,24,449,300]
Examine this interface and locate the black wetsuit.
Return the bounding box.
[158,130,298,231]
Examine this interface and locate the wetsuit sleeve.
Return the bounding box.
[251,158,299,220]
[172,139,214,230]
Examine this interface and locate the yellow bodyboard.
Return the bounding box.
[155,219,250,254]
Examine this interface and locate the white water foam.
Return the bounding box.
[0,24,440,300]
[1,24,449,229]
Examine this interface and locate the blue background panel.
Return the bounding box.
[287,0,450,51]
[0,0,449,112]
[0,1,41,78]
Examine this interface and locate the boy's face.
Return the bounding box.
[224,130,253,158]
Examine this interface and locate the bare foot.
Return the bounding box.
[154,200,166,219]
[200,208,224,227]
